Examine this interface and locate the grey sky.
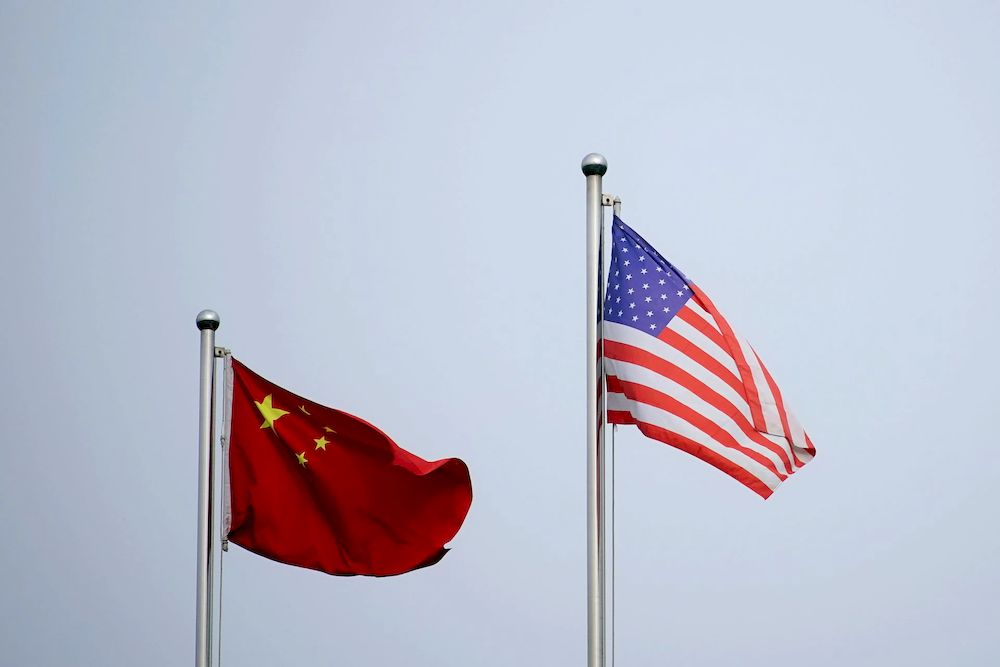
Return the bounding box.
[2,2,998,665]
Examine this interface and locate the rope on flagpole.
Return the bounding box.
[216,349,233,667]
[601,192,621,667]
[216,547,225,666]
[609,196,620,667]
[611,424,616,667]
[600,194,611,667]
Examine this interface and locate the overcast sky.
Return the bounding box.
[2,2,998,665]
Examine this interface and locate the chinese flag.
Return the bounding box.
[224,358,473,576]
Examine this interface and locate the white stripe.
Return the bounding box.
[737,338,784,434]
[607,391,783,491]
[667,312,740,377]
[685,300,723,336]
[604,320,740,393]
[787,411,814,463]
[788,411,805,448]
[606,358,793,475]
[762,432,798,469]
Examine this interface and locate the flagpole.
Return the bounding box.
[195,309,220,667]
[582,153,607,667]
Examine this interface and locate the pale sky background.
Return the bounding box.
[2,2,998,665]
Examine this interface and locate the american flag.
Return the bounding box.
[602,216,815,498]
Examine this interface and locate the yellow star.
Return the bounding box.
[323,426,337,433]
[298,405,311,416]
[255,394,289,431]
[296,451,308,467]
[314,436,329,451]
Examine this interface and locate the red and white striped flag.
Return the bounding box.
[603,216,815,498]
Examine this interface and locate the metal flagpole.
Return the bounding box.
[582,153,608,667]
[196,309,220,667]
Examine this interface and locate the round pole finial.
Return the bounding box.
[581,153,608,176]
[196,309,220,331]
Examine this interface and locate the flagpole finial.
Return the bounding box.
[196,310,220,331]
[581,153,607,176]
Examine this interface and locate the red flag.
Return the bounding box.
[223,358,473,576]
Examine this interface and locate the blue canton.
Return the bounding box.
[603,216,693,337]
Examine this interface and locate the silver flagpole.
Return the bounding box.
[582,153,607,667]
[195,309,220,667]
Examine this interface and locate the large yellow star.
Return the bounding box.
[255,394,289,431]
[314,436,329,451]
[296,451,308,467]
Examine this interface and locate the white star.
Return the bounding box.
[667,272,672,276]
[663,307,671,313]
[614,270,619,277]
[642,283,649,289]
[635,243,641,249]
[640,268,647,275]
[656,266,663,272]
[638,256,645,262]
[658,279,665,285]
[676,291,683,297]
[629,302,636,309]
[646,311,653,317]
[627,288,634,295]
[613,283,619,290]
[616,296,621,303]
[632,315,639,322]
[683,285,690,291]
[649,324,657,330]
[623,260,630,266]
[660,293,667,300]
[625,274,632,280]
[644,296,651,303]
[621,247,628,253]
[618,310,623,316]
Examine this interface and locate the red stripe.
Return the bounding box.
[605,340,795,472]
[607,409,636,426]
[607,409,773,499]
[689,284,768,432]
[607,375,787,481]
[653,327,745,396]
[677,306,727,351]
[805,432,817,457]
[750,347,805,468]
